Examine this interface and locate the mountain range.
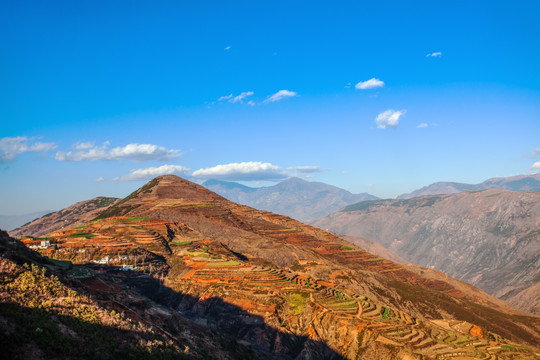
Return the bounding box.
[397,174,540,199]
[2,175,539,359]
[311,189,540,315]
[203,177,379,221]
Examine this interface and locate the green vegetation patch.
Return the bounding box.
[126,216,152,221]
[287,292,309,315]
[170,240,191,246]
[187,251,210,258]
[340,245,353,250]
[48,259,72,270]
[68,232,97,238]
[381,307,389,319]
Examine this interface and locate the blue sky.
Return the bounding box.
[1,0,539,215]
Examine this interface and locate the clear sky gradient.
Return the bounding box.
[1,1,539,215]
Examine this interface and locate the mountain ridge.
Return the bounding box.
[398,174,540,199]
[204,176,379,221]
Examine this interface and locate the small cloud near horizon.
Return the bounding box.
[55,142,181,162]
[426,51,442,57]
[287,166,323,174]
[113,164,189,181]
[95,177,105,182]
[375,110,406,129]
[0,136,57,162]
[193,161,287,181]
[224,46,231,50]
[416,123,429,128]
[264,90,297,103]
[355,78,384,90]
[530,161,540,174]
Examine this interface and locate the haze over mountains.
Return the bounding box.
[203,177,379,222]
[3,175,540,359]
[312,189,540,315]
[397,174,540,199]
[0,211,52,232]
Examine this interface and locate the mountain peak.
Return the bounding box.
[95,175,227,219]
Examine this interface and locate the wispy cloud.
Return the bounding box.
[416,123,429,128]
[230,91,254,104]
[287,166,322,174]
[113,164,189,181]
[355,78,384,90]
[55,142,181,162]
[0,136,57,161]
[264,90,297,103]
[218,94,233,101]
[95,177,105,182]
[224,46,231,51]
[192,161,287,181]
[375,109,406,129]
[426,51,442,57]
[218,91,254,104]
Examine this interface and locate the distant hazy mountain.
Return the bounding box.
[203,177,379,221]
[398,174,540,199]
[10,197,119,238]
[311,189,540,314]
[0,211,52,231]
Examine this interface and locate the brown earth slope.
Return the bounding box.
[10,196,119,238]
[8,176,540,359]
[311,189,540,315]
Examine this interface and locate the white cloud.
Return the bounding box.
[0,136,57,161]
[218,91,254,104]
[218,94,233,101]
[192,161,287,181]
[355,78,384,90]
[95,177,105,182]
[416,123,428,128]
[287,166,322,173]
[230,91,254,104]
[426,51,442,57]
[113,164,189,181]
[530,161,540,174]
[74,141,95,150]
[375,109,406,129]
[264,90,298,103]
[55,142,181,162]
[224,46,231,51]
[533,148,540,156]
